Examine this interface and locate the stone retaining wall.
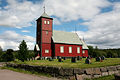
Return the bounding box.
[6,63,120,80]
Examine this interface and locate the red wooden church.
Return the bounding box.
[35,12,88,58]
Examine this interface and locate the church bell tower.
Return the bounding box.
[36,7,53,57]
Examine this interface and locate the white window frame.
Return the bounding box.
[69,46,72,53]
[77,47,80,53]
[60,46,64,53]
[82,50,85,54]
[44,20,47,24]
[45,49,49,53]
[47,21,50,24]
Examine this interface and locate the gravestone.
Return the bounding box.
[114,73,120,80]
[71,57,76,63]
[96,57,101,62]
[57,56,60,59]
[87,56,91,59]
[101,56,105,60]
[77,56,82,60]
[85,58,91,64]
[48,58,53,61]
[58,57,62,62]
[62,57,66,60]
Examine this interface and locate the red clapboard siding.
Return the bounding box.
[83,50,88,57]
[54,44,83,57]
[42,43,52,57]
[42,31,52,43]
[41,18,52,31]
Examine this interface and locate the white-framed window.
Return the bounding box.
[69,46,72,53]
[47,21,50,24]
[82,50,85,54]
[77,47,80,53]
[44,20,47,24]
[45,49,49,53]
[60,46,64,53]
[46,31,48,35]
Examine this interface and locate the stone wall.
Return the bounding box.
[6,63,120,80]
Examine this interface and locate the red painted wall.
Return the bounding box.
[36,17,53,57]
[42,43,52,57]
[41,18,52,31]
[42,31,52,43]
[54,44,83,57]
[82,50,88,57]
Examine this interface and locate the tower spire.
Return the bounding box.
[43,5,45,13]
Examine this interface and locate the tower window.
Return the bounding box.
[77,47,80,53]
[44,20,46,24]
[46,31,48,35]
[45,49,49,53]
[60,46,64,53]
[82,50,85,54]
[69,46,72,53]
[47,21,50,24]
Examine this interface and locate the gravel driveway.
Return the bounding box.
[0,69,61,80]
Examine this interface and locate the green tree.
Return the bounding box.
[107,50,113,58]
[18,40,29,62]
[0,46,2,51]
[0,46,3,61]
[1,49,14,62]
[88,46,94,56]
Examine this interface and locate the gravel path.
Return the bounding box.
[0,69,61,80]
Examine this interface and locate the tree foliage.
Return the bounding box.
[0,46,3,61]
[18,40,29,62]
[88,46,120,58]
[2,49,14,62]
[0,49,14,62]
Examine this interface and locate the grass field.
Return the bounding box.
[12,58,120,68]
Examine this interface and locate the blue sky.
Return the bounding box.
[0,0,120,50]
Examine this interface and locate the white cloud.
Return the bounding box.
[0,31,35,50]
[0,0,111,28]
[21,30,30,33]
[1,0,120,49]
[45,0,111,21]
[0,0,43,28]
[77,2,120,49]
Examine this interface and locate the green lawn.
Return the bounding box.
[12,58,120,68]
